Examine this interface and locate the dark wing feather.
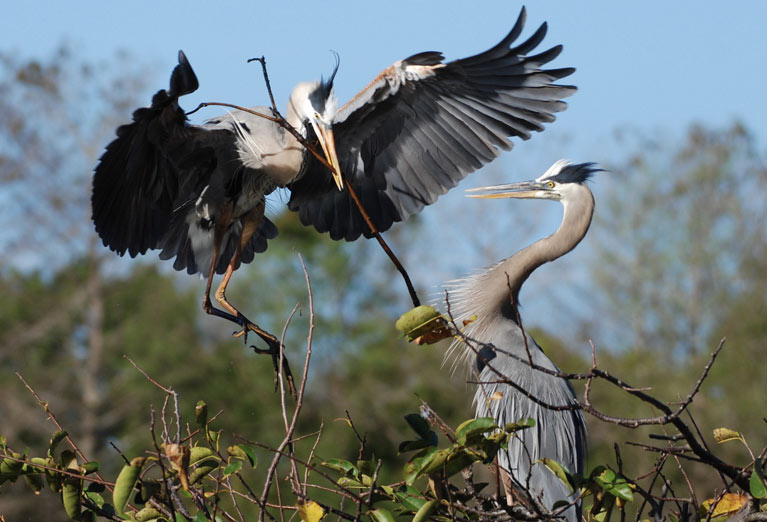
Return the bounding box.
[92,51,200,257]
[287,7,576,241]
[92,51,278,273]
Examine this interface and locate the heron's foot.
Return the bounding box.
[228,314,297,397]
[252,334,297,398]
[202,299,296,396]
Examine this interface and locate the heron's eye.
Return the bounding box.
[546,181,555,188]
[314,112,320,120]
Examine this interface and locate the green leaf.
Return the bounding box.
[45,463,62,492]
[62,475,83,520]
[207,429,221,450]
[368,507,396,522]
[416,448,450,476]
[135,506,164,522]
[398,439,433,453]
[195,400,208,429]
[84,491,104,508]
[593,468,634,502]
[24,470,45,494]
[223,461,243,477]
[412,499,438,522]
[188,446,215,466]
[136,480,161,504]
[336,476,365,488]
[750,458,767,499]
[401,414,438,450]
[321,459,358,476]
[442,449,481,478]
[236,444,257,468]
[404,446,439,484]
[29,456,49,471]
[0,453,24,475]
[188,459,217,485]
[393,485,427,511]
[357,458,376,477]
[455,417,497,445]
[113,458,145,515]
[539,458,575,493]
[713,427,743,444]
[48,430,68,458]
[505,418,536,432]
[395,305,448,343]
[404,414,432,440]
[81,461,100,474]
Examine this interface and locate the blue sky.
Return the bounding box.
[4,1,766,340]
[6,1,766,149]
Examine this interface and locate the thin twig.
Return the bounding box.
[258,254,316,520]
[304,421,324,497]
[15,373,114,493]
[150,408,177,520]
[188,59,421,309]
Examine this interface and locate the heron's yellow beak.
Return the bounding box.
[466,180,544,199]
[314,123,343,191]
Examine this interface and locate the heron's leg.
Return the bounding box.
[501,469,514,506]
[212,203,271,337]
[212,203,296,395]
[201,201,240,323]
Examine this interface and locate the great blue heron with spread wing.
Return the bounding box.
[92,8,575,374]
[446,160,599,520]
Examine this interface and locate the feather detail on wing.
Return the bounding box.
[288,7,576,241]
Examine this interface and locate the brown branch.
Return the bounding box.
[258,254,316,520]
[15,372,115,494]
[446,296,749,492]
[303,422,324,497]
[239,437,361,504]
[149,407,177,520]
[188,55,421,308]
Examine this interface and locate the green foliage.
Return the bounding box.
[0,43,764,521]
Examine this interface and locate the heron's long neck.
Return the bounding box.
[284,100,303,137]
[487,189,594,320]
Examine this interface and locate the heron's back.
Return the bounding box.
[473,329,586,521]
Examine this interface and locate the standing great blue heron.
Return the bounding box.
[92,8,575,363]
[447,160,598,520]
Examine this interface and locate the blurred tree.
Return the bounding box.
[2,43,764,521]
[578,122,767,511]
[0,45,468,518]
[0,47,148,520]
[588,123,765,359]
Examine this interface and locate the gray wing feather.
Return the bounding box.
[287,7,575,240]
[474,345,586,522]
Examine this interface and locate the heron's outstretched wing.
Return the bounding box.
[92,51,278,273]
[92,50,204,257]
[287,7,576,241]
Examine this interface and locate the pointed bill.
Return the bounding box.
[466,180,544,199]
[313,122,343,191]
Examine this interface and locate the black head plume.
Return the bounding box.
[545,161,602,184]
[309,51,339,114]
